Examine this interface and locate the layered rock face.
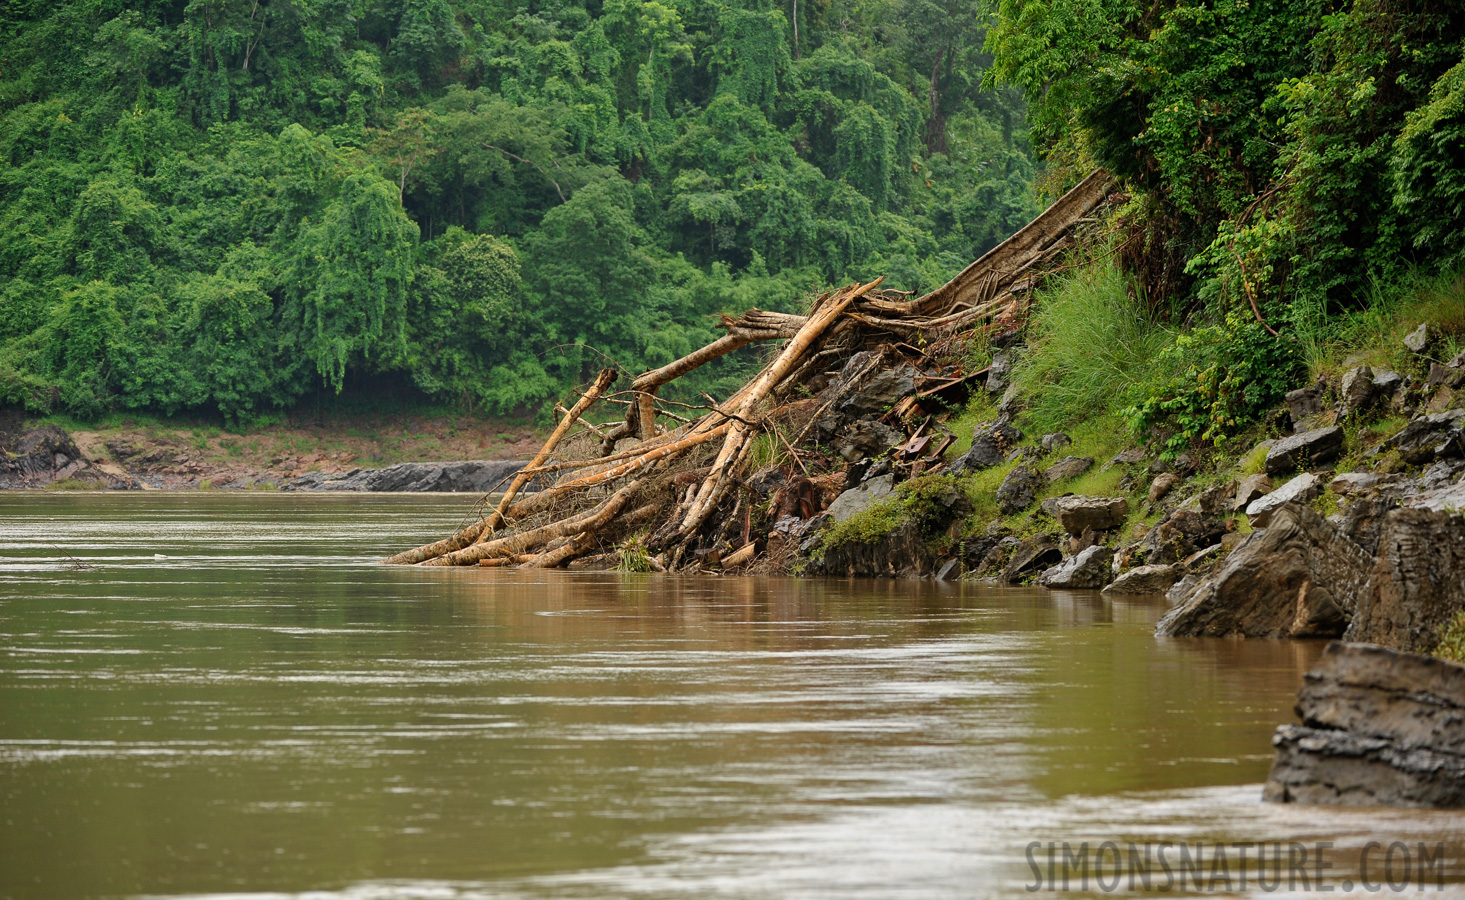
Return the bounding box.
[1264,642,1465,808]
[283,460,534,493]
[1156,504,1372,638]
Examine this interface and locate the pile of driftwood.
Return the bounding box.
[387,171,1112,571]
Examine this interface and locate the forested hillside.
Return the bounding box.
[0,0,1035,422]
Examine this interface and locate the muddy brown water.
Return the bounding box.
[2,493,1464,899]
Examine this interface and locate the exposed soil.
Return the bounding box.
[23,412,544,490]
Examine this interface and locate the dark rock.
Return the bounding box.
[995,465,1042,515]
[1041,433,1072,453]
[1043,455,1093,484]
[1265,725,1465,807]
[1328,472,1401,496]
[826,474,896,524]
[838,365,918,418]
[947,420,1022,474]
[810,518,935,578]
[1156,504,1372,638]
[1148,472,1182,503]
[283,460,532,493]
[986,348,1022,396]
[1037,545,1113,589]
[1263,643,1465,808]
[1001,535,1063,583]
[935,559,961,581]
[1344,507,1465,653]
[1103,563,1185,595]
[1388,410,1465,465]
[1139,509,1227,566]
[1245,473,1325,527]
[1373,369,1405,399]
[1265,426,1344,475]
[1421,458,1465,490]
[1192,481,1236,517]
[1112,448,1146,465]
[1427,363,1465,389]
[1232,474,1273,511]
[1337,365,1376,419]
[1052,495,1129,535]
[997,382,1025,418]
[1404,322,1434,354]
[831,419,904,462]
[1285,381,1329,432]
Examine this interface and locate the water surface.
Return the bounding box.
[2,493,1463,899]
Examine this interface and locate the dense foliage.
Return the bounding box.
[987,0,1465,445]
[0,0,1035,421]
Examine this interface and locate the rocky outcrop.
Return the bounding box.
[1156,503,1373,638]
[1265,426,1344,475]
[1043,455,1093,484]
[1104,563,1184,595]
[826,474,896,523]
[1264,642,1465,807]
[0,423,136,489]
[1037,545,1113,589]
[947,419,1022,474]
[283,460,533,493]
[996,464,1042,515]
[1137,509,1226,566]
[1343,507,1465,653]
[1388,410,1465,465]
[1245,472,1325,526]
[810,519,936,578]
[1052,495,1129,535]
[1001,535,1063,583]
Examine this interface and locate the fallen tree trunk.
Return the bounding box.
[387,171,1112,571]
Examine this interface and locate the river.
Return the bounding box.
[2,493,1463,898]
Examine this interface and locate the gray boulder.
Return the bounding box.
[1001,535,1063,583]
[1156,504,1373,639]
[832,419,904,462]
[1053,495,1129,535]
[1138,509,1227,566]
[1264,643,1465,808]
[826,474,897,524]
[1148,472,1182,502]
[1265,426,1344,475]
[1404,322,1435,354]
[838,366,917,417]
[1232,473,1273,511]
[1338,365,1376,419]
[1388,410,1465,465]
[810,519,936,578]
[996,465,1043,515]
[1043,455,1093,484]
[1037,545,1113,589]
[1245,472,1325,526]
[947,420,1023,474]
[1103,563,1185,595]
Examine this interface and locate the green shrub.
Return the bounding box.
[1013,259,1176,434]
[1434,611,1465,663]
[1125,312,1302,455]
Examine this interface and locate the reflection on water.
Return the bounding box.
[1,493,1462,899]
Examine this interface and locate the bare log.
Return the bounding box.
[908,169,1110,317]
[477,368,617,540]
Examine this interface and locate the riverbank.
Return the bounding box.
[0,408,542,490]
